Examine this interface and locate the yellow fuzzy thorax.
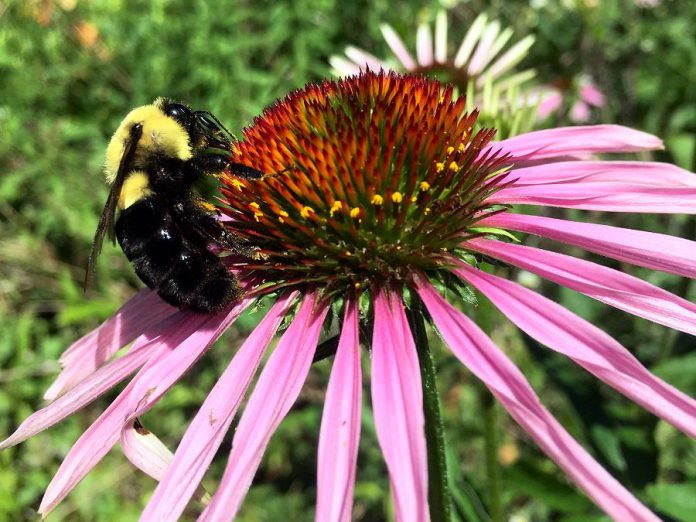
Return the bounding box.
[104,99,192,183]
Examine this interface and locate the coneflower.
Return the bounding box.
[3,71,696,522]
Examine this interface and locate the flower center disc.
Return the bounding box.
[220,71,510,294]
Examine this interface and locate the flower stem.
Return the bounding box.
[408,304,452,522]
[482,389,502,522]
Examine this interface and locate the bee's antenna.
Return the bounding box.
[195,110,237,142]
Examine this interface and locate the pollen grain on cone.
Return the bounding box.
[220,70,511,293]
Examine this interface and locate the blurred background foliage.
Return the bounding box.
[0,0,695,520]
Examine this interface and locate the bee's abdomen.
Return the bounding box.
[115,198,241,313]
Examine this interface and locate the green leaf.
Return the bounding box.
[646,482,696,521]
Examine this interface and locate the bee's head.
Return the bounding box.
[160,98,235,153]
[104,99,235,182]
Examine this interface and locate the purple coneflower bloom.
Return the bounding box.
[3,71,696,521]
[330,11,536,94]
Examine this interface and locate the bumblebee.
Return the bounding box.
[86,98,262,313]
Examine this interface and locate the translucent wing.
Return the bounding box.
[84,123,143,290]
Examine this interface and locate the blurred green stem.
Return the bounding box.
[408,304,452,522]
[477,295,503,522]
[482,390,502,522]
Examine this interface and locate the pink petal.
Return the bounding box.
[380,24,416,71]
[455,262,696,438]
[534,88,563,119]
[414,277,661,522]
[468,238,696,336]
[329,56,362,76]
[199,293,328,521]
[472,28,514,84]
[490,180,696,213]
[434,11,447,63]
[39,300,251,515]
[580,82,605,107]
[467,20,501,75]
[371,289,429,522]
[344,46,386,71]
[453,13,488,68]
[316,297,362,522]
[485,35,535,81]
[480,212,696,278]
[0,329,159,450]
[496,125,663,160]
[416,23,433,67]
[569,101,591,123]
[121,419,173,482]
[508,160,696,188]
[46,290,177,400]
[140,292,297,522]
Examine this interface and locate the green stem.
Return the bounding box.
[482,390,502,522]
[408,305,452,522]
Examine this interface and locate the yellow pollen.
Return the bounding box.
[425,206,431,215]
[350,207,361,218]
[345,251,352,256]
[277,210,289,223]
[391,192,403,203]
[436,162,445,172]
[231,179,245,192]
[458,142,466,152]
[355,282,362,289]
[447,146,454,154]
[449,161,459,171]
[419,181,430,192]
[411,196,418,203]
[330,201,343,217]
[301,206,315,219]
[253,211,264,222]
[371,194,384,205]
[249,202,260,208]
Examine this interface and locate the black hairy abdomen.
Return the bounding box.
[115,197,240,313]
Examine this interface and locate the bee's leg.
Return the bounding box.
[183,154,230,183]
[226,163,265,179]
[177,199,260,259]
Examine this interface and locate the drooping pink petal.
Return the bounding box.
[329,56,362,76]
[453,13,489,68]
[491,180,696,213]
[467,20,501,75]
[480,213,696,278]
[434,11,447,64]
[455,262,696,438]
[468,238,696,336]
[534,88,563,120]
[415,277,660,522]
[371,289,429,522]
[472,29,514,85]
[199,293,328,521]
[496,125,663,160]
[416,23,433,67]
[580,82,605,107]
[570,101,591,124]
[45,290,177,400]
[121,419,173,482]
[316,297,362,522]
[380,24,416,70]
[140,293,297,522]
[0,329,160,450]
[507,161,696,188]
[39,299,251,516]
[344,46,385,71]
[485,35,535,81]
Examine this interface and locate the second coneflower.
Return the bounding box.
[3,71,696,521]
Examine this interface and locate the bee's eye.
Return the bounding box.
[165,102,191,120]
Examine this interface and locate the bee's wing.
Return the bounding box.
[84,123,143,291]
